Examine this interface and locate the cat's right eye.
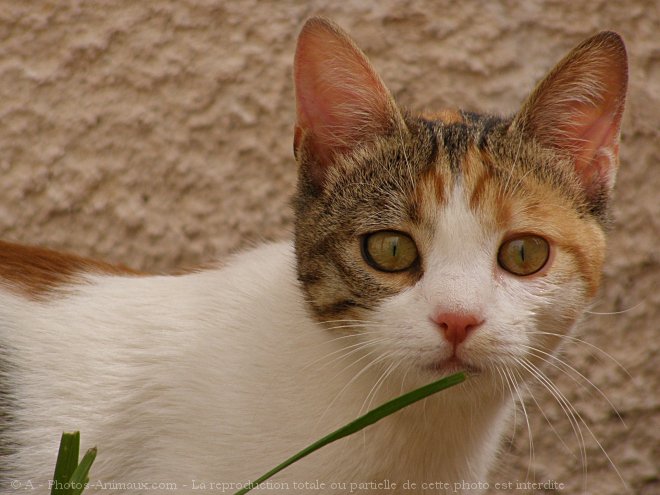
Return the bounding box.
[362,231,419,272]
[498,235,550,276]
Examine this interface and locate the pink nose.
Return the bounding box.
[432,312,483,347]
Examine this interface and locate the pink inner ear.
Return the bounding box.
[297,76,380,158]
[569,107,621,192]
[293,18,398,180]
[514,31,628,198]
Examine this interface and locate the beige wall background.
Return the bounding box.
[0,1,657,493]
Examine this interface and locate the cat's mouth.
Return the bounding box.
[426,356,482,376]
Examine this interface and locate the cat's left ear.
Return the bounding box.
[512,32,628,202]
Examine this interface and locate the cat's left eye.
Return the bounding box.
[362,231,418,272]
[498,235,550,276]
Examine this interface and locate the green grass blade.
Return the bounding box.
[68,447,98,495]
[233,371,466,495]
[51,431,80,495]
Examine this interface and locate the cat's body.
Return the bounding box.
[1,18,627,494]
[1,241,506,491]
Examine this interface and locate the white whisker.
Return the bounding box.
[522,344,626,427]
[517,357,589,491]
[584,300,644,315]
[362,359,399,416]
[497,365,519,451]
[521,377,575,457]
[302,336,387,371]
[313,344,393,435]
[507,367,535,481]
[526,330,633,378]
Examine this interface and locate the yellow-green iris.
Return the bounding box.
[363,231,418,272]
[498,235,550,276]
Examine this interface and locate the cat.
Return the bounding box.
[0,17,627,495]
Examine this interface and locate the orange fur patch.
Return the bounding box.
[463,147,513,232]
[459,144,604,297]
[0,240,143,300]
[420,167,446,205]
[511,198,604,297]
[422,109,464,125]
[409,163,450,229]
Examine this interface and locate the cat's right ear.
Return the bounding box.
[294,17,404,188]
[511,32,628,206]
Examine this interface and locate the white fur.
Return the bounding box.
[2,189,588,494]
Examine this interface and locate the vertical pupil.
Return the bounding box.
[520,243,525,262]
[391,238,398,257]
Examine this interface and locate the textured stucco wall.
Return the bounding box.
[0,1,658,493]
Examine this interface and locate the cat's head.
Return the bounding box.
[292,18,627,386]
